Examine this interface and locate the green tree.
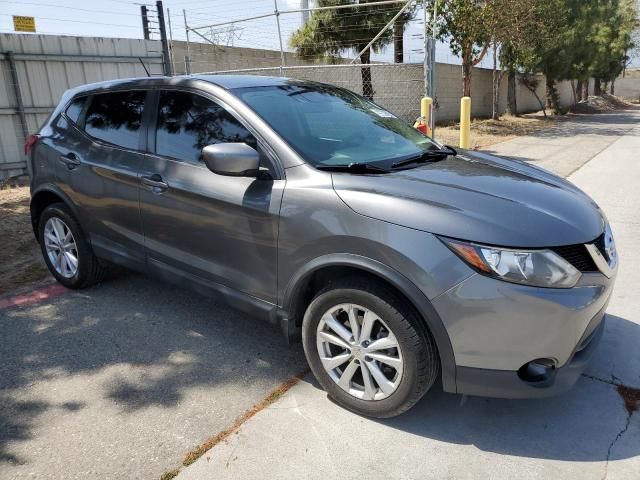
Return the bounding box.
[290,0,414,99]
[590,0,637,95]
[394,2,418,63]
[432,0,490,97]
[513,0,636,111]
[485,0,552,118]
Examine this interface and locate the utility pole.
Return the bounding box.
[140,5,150,40]
[156,1,173,76]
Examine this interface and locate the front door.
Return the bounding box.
[139,89,283,303]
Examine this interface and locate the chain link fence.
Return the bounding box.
[203,63,424,122]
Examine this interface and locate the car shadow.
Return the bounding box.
[0,271,305,466]
[371,313,639,463]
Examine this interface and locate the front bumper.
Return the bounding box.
[432,270,615,398]
[454,308,606,398]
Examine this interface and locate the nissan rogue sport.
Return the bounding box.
[27,76,617,417]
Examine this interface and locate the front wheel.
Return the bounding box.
[302,277,439,418]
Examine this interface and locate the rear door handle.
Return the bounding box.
[141,174,169,193]
[59,152,81,170]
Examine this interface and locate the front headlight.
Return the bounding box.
[441,237,581,288]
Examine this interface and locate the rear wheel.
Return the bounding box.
[302,277,439,418]
[38,203,108,289]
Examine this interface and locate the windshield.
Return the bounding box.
[233,83,439,168]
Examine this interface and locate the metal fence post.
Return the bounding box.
[183,9,192,74]
[157,1,173,76]
[430,0,438,100]
[141,6,150,40]
[273,0,286,74]
[6,51,29,149]
[423,0,429,98]
[167,8,175,71]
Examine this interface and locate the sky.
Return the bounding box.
[0,0,473,66]
[1,0,637,69]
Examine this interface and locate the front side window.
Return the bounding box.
[155,90,257,164]
[234,84,438,168]
[84,91,146,150]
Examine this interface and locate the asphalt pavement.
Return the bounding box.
[1,111,639,480]
[0,274,305,479]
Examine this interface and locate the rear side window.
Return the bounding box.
[65,97,86,124]
[84,91,146,150]
[155,90,257,164]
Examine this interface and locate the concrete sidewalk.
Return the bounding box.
[487,111,636,177]
[177,111,640,480]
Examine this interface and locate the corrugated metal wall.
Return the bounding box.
[0,34,164,180]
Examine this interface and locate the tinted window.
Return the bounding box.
[84,91,146,150]
[156,91,256,164]
[235,85,437,168]
[65,97,86,124]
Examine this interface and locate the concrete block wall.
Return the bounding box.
[171,41,348,74]
[172,41,573,122]
[614,77,640,101]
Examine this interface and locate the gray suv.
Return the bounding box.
[28,76,617,417]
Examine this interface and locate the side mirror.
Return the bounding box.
[202,143,260,177]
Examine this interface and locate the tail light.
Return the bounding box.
[24,134,39,155]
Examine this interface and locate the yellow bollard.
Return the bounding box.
[420,97,433,137]
[459,96,471,149]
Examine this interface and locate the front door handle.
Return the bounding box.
[59,152,81,170]
[141,174,169,194]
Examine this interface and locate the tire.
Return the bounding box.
[302,276,439,418]
[38,203,108,289]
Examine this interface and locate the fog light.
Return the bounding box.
[518,358,556,383]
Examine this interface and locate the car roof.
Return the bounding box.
[65,74,306,97]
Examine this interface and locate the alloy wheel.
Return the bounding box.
[43,217,79,278]
[316,303,404,401]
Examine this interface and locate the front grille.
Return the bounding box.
[551,242,599,273]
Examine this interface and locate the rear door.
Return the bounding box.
[61,90,148,269]
[139,89,284,303]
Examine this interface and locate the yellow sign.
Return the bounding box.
[13,16,36,33]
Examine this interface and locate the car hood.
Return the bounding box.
[332,150,604,247]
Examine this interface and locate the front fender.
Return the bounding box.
[282,253,457,393]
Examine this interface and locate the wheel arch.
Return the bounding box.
[30,185,81,241]
[282,253,457,392]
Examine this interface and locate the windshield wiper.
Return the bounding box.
[391,145,457,169]
[316,162,390,174]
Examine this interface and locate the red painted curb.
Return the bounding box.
[0,283,68,310]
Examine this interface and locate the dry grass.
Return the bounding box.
[434,113,562,150]
[0,180,49,294]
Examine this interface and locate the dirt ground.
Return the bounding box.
[0,180,49,294]
[434,93,638,150]
[434,113,563,150]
